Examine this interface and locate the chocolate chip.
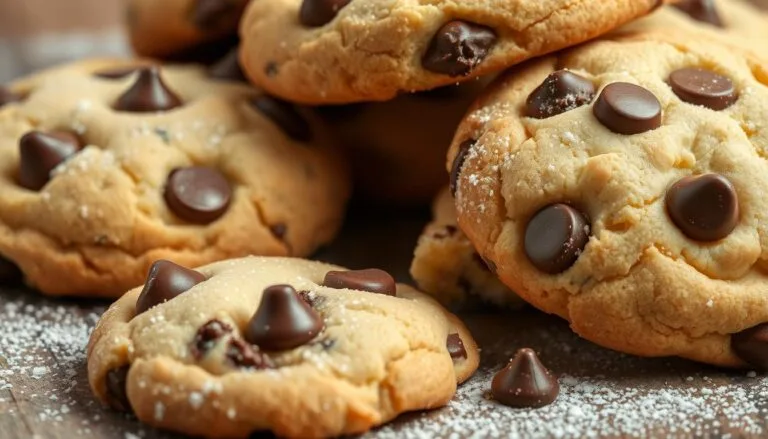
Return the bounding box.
[135,260,206,315]
[164,166,232,224]
[732,323,768,369]
[323,269,397,296]
[114,66,182,113]
[450,139,474,196]
[105,366,131,412]
[270,223,287,240]
[191,0,243,29]
[673,0,723,27]
[251,96,312,142]
[526,70,595,119]
[669,68,736,111]
[245,285,323,351]
[18,130,83,191]
[226,338,275,369]
[265,62,279,77]
[209,47,247,82]
[593,82,662,135]
[666,174,739,242]
[524,204,590,274]
[0,86,22,107]
[299,0,351,27]
[0,256,22,284]
[492,348,559,408]
[93,66,142,79]
[422,21,497,77]
[447,334,467,360]
[192,319,233,359]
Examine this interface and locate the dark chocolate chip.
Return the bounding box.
[105,366,131,412]
[191,0,244,29]
[733,323,768,369]
[93,66,142,79]
[192,319,233,358]
[18,130,83,191]
[447,333,467,360]
[270,223,287,240]
[668,68,736,111]
[114,66,182,113]
[593,82,662,135]
[0,256,22,284]
[226,338,275,369]
[209,47,247,82]
[323,269,397,296]
[491,348,559,408]
[423,21,497,77]
[251,96,312,142]
[525,204,590,274]
[245,285,323,351]
[0,86,22,107]
[450,139,474,196]
[299,0,352,27]
[164,166,232,224]
[135,260,206,315]
[673,0,723,27]
[526,70,595,119]
[665,173,739,242]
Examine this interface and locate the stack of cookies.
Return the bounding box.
[2,0,768,437]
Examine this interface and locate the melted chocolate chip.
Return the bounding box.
[491,348,559,408]
[209,47,247,82]
[423,21,496,77]
[447,334,467,360]
[733,323,768,369]
[245,285,323,351]
[105,366,131,412]
[226,338,274,369]
[164,166,232,224]
[0,256,22,284]
[93,66,142,79]
[526,70,595,119]
[135,260,206,315]
[666,174,739,242]
[299,0,352,27]
[251,96,312,142]
[450,139,474,196]
[669,68,736,111]
[525,204,590,274]
[191,0,244,29]
[114,66,182,113]
[192,319,233,358]
[0,86,22,107]
[673,0,723,27]
[323,269,397,296]
[18,130,83,191]
[593,82,662,135]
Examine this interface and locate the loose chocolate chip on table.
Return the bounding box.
[251,96,312,142]
[106,366,132,412]
[593,82,662,135]
[114,66,182,113]
[18,130,83,191]
[525,204,590,274]
[135,260,206,315]
[666,173,739,242]
[0,86,22,107]
[526,70,596,119]
[447,334,467,360]
[209,47,247,82]
[0,256,22,284]
[673,0,723,27]
[422,21,497,77]
[191,0,242,29]
[491,348,559,408]
[245,285,323,351]
[450,139,475,196]
[299,0,352,27]
[323,269,397,296]
[164,166,232,224]
[226,338,274,369]
[93,66,142,80]
[732,323,768,369]
[192,319,233,358]
[669,68,736,111]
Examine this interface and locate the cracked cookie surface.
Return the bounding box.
[448,30,768,367]
[87,256,479,438]
[240,0,663,104]
[0,59,349,297]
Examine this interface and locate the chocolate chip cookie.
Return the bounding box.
[0,59,349,297]
[448,30,768,368]
[240,0,664,104]
[87,257,479,438]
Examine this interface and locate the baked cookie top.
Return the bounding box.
[240,0,663,104]
[87,257,479,438]
[0,59,349,297]
[448,30,768,368]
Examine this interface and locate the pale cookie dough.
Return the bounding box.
[0,59,349,297]
[240,0,663,104]
[447,30,768,368]
[411,187,523,308]
[87,257,479,438]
